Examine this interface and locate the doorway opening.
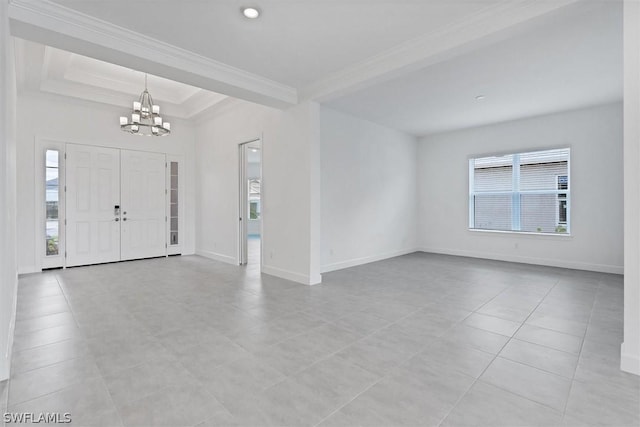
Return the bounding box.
[239,139,262,269]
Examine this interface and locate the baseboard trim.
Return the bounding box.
[621,343,640,376]
[261,265,321,286]
[18,265,38,275]
[0,272,18,382]
[195,249,237,266]
[418,247,623,275]
[321,248,419,273]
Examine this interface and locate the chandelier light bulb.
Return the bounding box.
[120,74,171,136]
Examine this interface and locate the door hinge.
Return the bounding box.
[64,251,67,258]
[64,185,67,192]
[165,243,167,248]
[165,189,168,195]
[165,216,167,222]
[64,153,67,159]
[64,219,67,225]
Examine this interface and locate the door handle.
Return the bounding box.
[115,218,120,222]
[123,218,127,221]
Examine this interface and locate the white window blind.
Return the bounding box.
[469,148,570,234]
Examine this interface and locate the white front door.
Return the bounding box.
[120,150,167,261]
[65,144,121,267]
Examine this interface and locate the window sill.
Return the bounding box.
[468,229,572,238]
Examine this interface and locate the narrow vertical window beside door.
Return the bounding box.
[170,161,179,245]
[45,150,60,256]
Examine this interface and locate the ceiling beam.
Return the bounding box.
[301,0,581,103]
[8,0,298,109]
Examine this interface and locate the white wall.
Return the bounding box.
[418,102,623,274]
[320,107,418,272]
[16,91,197,274]
[1,8,18,380]
[622,0,640,376]
[195,100,322,285]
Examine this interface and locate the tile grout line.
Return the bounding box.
[435,274,565,426]
[559,277,601,421]
[311,279,521,427]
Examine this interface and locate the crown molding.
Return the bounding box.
[8,0,298,108]
[301,0,581,103]
[192,97,251,125]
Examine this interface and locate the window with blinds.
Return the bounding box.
[469,148,570,234]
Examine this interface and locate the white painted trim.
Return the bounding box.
[166,154,184,256]
[3,278,17,382]
[18,265,38,275]
[321,248,419,274]
[621,343,640,376]
[36,138,67,271]
[192,98,248,124]
[195,249,237,266]
[262,264,321,286]
[302,0,579,102]
[418,247,623,275]
[8,0,297,108]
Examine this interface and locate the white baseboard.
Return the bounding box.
[621,343,640,376]
[0,273,18,382]
[262,264,321,286]
[321,248,419,273]
[418,247,623,275]
[195,249,237,266]
[18,265,39,275]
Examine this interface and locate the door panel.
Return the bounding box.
[66,144,121,266]
[120,150,167,260]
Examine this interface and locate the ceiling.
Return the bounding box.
[14,40,228,119]
[9,0,621,136]
[45,0,505,88]
[326,1,623,136]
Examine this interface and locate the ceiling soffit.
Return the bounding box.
[8,0,579,109]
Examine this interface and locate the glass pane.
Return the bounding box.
[473,165,512,192]
[557,175,568,190]
[46,186,59,202]
[170,232,178,245]
[170,161,178,176]
[558,199,568,225]
[170,218,178,231]
[473,194,511,231]
[250,201,260,220]
[46,167,59,184]
[46,201,59,220]
[171,175,178,190]
[46,221,59,256]
[45,149,60,257]
[520,194,559,233]
[170,203,178,217]
[171,189,178,204]
[46,150,59,168]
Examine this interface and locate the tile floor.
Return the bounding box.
[3,253,640,426]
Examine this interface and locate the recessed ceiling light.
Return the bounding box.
[243,7,260,19]
[475,95,486,101]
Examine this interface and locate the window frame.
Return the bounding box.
[468,148,571,235]
[37,139,67,270]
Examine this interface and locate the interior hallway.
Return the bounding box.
[2,254,639,426]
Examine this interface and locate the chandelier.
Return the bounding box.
[119,74,171,136]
